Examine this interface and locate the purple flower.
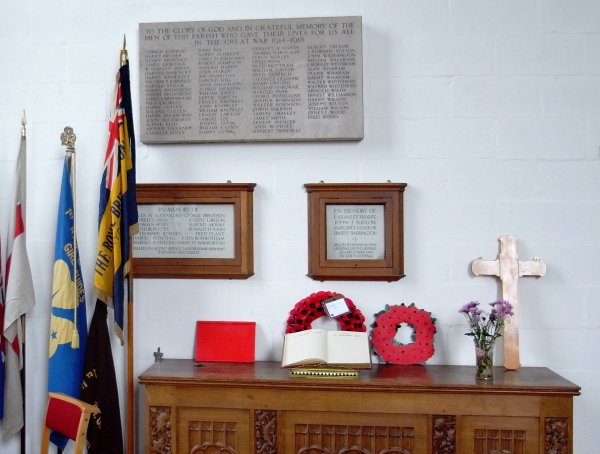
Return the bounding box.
[490,299,513,318]
[458,301,481,315]
[459,299,513,343]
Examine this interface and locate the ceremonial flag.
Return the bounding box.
[81,48,136,454]
[0,222,4,422]
[48,156,88,449]
[2,129,35,438]
[93,52,138,343]
[80,301,124,454]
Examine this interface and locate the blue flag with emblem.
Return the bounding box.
[48,156,88,449]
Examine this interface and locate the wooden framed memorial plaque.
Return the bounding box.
[305,183,406,281]
[132,183,255,279]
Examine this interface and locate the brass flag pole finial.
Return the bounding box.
[120,34,128,66]
[21,110,27,138]
[61,126,77,155]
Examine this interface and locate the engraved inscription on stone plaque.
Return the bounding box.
[326,205,385,260]
[133,204,235,259]
[139,16,363,143]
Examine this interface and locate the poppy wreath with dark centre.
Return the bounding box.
[370,303,436,365]
[285,290,367,334]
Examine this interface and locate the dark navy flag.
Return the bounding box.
[48,156,88,449]
[80,300,124,454]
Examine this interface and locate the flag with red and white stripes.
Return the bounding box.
[2,130,35,438]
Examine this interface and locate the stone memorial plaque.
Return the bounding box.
[139,16,363,143]
[133,204,235,259]
[326,204,385,260]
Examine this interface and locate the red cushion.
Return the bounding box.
[45,397,82,440]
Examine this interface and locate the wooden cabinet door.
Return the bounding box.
[177,407,251,454]
[280,411,427,454]
[458,416,540,454]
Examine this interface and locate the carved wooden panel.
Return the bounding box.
[178,407,250,454]
[473,428,526,454]
[187,420,238,453]
[293,424,415,454]
[461,416,539,454]
[544,418,569,454]
[432,415,456,454]
[149,406,172,454]
[255,410,277,454]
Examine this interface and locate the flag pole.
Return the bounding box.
[122,34,135,454]
[127,271,134,454]
[61,127,80,350]
[20,110,26,454]
[58,127,78,454]
[121,34,127,67]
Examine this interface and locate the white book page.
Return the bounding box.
[282,329,328,366]
[326,331,371,365]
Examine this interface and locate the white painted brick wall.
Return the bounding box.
[404,36,494,76]
[0,0,598,452]
[496,34,584,76]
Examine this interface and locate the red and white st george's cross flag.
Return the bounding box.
[2,128,35,438]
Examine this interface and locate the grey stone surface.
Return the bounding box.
[139,17,363,143]
[133,204,235,259]
[326,204,385,260]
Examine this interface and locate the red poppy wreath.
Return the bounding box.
[370,304,436,365]
[285,291,367,334]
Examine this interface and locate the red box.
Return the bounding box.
[194,321,256,362]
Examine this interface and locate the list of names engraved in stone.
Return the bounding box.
[326,205,385,260]
[140,17,363,143]
[251,45,301,136]
[197,48,243,137]
[133,204,235,259]
[307,44,357,121]
[144,48,194,138]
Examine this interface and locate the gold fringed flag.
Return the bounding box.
[93,48,138,343]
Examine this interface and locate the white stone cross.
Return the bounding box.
[471,235,546,370]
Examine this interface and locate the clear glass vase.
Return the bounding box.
[474,338,495,380]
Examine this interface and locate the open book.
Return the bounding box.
[281,329,372,369]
